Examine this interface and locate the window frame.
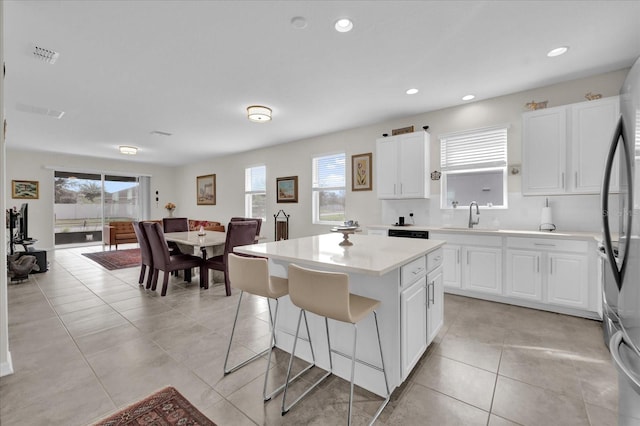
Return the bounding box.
[312,152,346,225]
[439,125,509,209]
[244,164,266,220]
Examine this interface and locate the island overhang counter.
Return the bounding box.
[235,232,445,397]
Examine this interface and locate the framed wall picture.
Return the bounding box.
[196,174,216,205]
[276,176,298,203]
[12,180,39,199]
[352,153,373,191]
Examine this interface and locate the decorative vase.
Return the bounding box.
[167,208,174,217]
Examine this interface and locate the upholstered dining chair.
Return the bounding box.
[230,217,262,243]
[204,220,258,296]
[143,222,204,296]
[163,217,189,255]
[132,221,154,289]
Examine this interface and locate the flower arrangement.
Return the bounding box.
[164,202,176,210]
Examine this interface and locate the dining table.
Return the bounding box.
[164,230,227,289]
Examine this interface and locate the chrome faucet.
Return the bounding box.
[468,201,480,228]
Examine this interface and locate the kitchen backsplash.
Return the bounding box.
[381,192,606,232]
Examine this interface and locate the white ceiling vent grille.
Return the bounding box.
[16,102,65,119]
[33,45,60,64]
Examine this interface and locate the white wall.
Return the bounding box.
[4,149,177,250]
[176,68,627,238]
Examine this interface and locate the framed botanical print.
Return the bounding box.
[351,153,372,191]
[196,174,216,205]
[276,176,298,203]
[12,180,39,199]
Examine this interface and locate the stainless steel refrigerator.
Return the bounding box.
[601,55,640,425]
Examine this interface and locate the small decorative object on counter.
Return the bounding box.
[539,198,556,232]
[198,225,206,236]
[330,224,359,246]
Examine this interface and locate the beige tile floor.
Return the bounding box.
[0,243,619,425]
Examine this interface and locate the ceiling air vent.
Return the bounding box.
[16,102,65,119]
[33,45,60,64]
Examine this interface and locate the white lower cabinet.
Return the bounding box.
[400,276,427,378]
[506,249,543,301]
[463,246,502,295]
[432,232,597,318]
[441,244,461,289]
[547,252,589,309]
[427,265,444,344]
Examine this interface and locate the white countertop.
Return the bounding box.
[367,224,601,242]
[234,232,445,276]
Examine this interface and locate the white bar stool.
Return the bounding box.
[282,263,390,425]
[225,254,313,401]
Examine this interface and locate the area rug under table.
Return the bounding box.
[82,248,141,270]
[92,386,216,426]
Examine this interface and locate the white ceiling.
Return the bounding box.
[4,1,640,166]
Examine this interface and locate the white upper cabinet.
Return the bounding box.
[571,97,620,193]
[522,106,568,195]
[522,96,619,195]
[376,131,430,199]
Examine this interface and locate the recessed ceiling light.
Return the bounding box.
[119,146,138,155]
[247,105,272,122]
[334,18,353,33]
[406,88,419,95]
[462,94,475,101]
[547,46,569,57]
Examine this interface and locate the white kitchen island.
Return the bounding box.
[235,232,445,397]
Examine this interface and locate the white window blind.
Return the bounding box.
[245,165,266,192]
[245,165,266,219]
[440,126,508,171]
[313,153,345,188]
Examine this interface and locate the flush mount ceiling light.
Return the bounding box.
[547,46,569,57]
[334,18,353,33]
[462,94,475,101]
[119,145,138,155]
[406,88,419,95]
[247,105,272,122]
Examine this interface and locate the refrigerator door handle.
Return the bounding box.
[601,115,629,291]
[610,331,640,394]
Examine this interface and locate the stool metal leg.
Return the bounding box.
[370,310,391,425]
[348,323,358,426]
[224,291,272,375]
[282,309,331,415]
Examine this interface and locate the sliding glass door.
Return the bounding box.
[54,171,140,246]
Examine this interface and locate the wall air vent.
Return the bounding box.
[16,102,65,119]
[150,130,172,136]
[33,45,60,64]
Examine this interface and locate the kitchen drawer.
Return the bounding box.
[401,256,427,287]
[507,237,587,253]
[427,248,443,272]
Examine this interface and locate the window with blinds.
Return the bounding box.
[245,165,266,219]
[440,125,508,208]
[312,153,346,224]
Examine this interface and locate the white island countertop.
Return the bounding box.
[235,232,445,276]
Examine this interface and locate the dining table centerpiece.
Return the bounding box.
[165,202,176,217]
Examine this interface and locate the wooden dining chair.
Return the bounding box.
[143,222,204,296]
[204,221,258,296]
[230,217,262,243]
[132,221,154,289]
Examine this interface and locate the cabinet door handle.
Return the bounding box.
[534,243,556,247]
[413,267,425,275]
[456,249,460,264]
[400,183,403,194]
[429,281,435,305]
[466,251,469,265]
[393,184,396,195]
[550,258,553,275]
[562,172,565,189]
[537,256,540,273]
[575,171,578,188]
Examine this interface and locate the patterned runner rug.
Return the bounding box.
[82,248,141,270]
[92,386,216,425]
